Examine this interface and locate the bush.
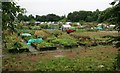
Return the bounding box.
[40,24,48,29]
[43,30,63,37]
[34,30,49,39]
[8,42,29,53]
[46,36,57,42]
[78,41,91,46]
[36,41,56,51]
[51,30,62,37]
[51,38,78,48]
[37,42,54,48]
[30,26,41,30]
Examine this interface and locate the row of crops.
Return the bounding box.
[21,30,78,51]
[4,29,114,53]
[18,29,113,52]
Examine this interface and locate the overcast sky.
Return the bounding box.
[17,0,113,16]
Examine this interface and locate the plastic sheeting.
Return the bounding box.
[27,38,43,45]
[96,27,103,30]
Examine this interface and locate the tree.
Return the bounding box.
[2,2,25,33]
[40,15,47,22]
[67,11,93,22]
[29,19,36,26]
[2,2,25,49]
[110,0,120,70]
[35,15,41,21]
[46,14,60,22]
[110,0,120,32]
[28,14,35,21]
[97,8,113,23]
[67,11,81,22]
[85,16,93,22]
[93,9,101,21]
[17,13,24,22]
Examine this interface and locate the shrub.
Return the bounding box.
[36,41,56,51]
[8,42,29,53]
[51,30,62,37]
[34,30,49,39]
[40,24,48,29]
[46,36,57,42]
[37,41,55,48]
[51,38,78,48]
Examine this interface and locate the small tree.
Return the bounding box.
[2,2,25,33]
[110,0,120,33]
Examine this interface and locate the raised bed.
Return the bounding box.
[8,49,18,53]
[8,42,29,53]
[35,41,57,51]
[38,46,57,51]
[18,48,29,53]
[8,48,29,53]
[64,45,78,49]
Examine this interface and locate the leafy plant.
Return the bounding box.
[34,30,49,39]
[37,41,55,48]
[51,30,62,37]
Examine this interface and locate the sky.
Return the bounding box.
[17,0,113,16]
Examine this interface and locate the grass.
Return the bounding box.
[2,45,118,71]
[73,31,118,39]
[2,29,119,71]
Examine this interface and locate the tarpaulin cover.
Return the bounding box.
[96,27,103,30]
[27,38,43,45]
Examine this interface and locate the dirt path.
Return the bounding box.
[18,35,38,53]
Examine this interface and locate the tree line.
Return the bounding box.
[18,14,63,22]
[17,7,116,24]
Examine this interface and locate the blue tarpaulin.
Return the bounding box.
[27,38,43,45]
[96,27,103,30]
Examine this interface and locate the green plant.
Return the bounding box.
[37,41,54,48]
[51,30,62,37]
[46,36,57,42]
[36,56,116,71]
[30,26,41,30]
